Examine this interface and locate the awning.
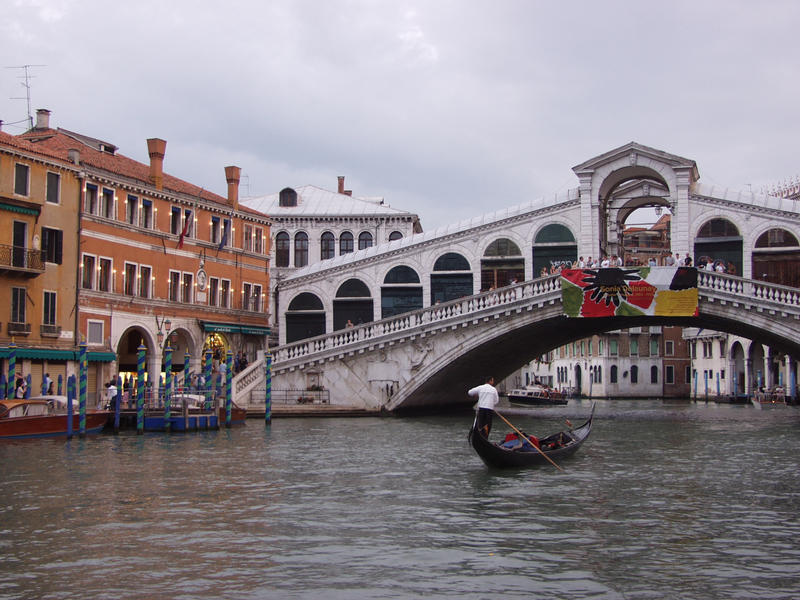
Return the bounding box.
[0,348,117,362]
[0,201,40,216]
[201,321,271,336]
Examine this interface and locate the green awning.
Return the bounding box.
[0,348,117,362]
[201,321,270,336]
[0,201,40,216]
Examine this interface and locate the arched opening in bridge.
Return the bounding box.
[334,278,373,329]
[481,238,524,290]
[431,252,473,304]
[532,224,576,276]
[694,218,742,275]
[381,266,422,318]
[752,228,800,286]
[286,292,325,343]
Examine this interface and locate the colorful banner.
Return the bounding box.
[561,267,698,317]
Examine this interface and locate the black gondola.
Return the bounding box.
[469,405,595,469]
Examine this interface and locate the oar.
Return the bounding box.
[494,411,563,472]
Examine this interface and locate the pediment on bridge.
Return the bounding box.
[572,142,699,179]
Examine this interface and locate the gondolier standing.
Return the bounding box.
[469,375,499,438]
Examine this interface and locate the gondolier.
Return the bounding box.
[468,375,499,437]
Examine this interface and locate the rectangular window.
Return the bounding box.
[140,199,153,229]
[43,291,56,325]
[630,338,639,357]
[220,279,230,308]
[650,339,659,356]
[82,254,96,289]
[209,277,219,306]
[686,366,692,384]
[211,216,220,244]
[124,263,137,296]
[126,195,138,225]
[85,184,98,214]
[101,188,115,218]
[181,272,193,303]
[170,207,182,234]
[169,271,181,302]
[253,284,262,312]
[665,340,674,356]
[243,224,253,251]
[254,227,264,254]
[665,365,675,384]
[14,163,29,196]
[87,320,104,345]
[46,172,60,204]
[598,339,604,355]
[184,209,193,238]
[610,339,618,356]
[243,282,252,311]
[222,219,231,247]
[139,265,151,298]
[11,287,26,323]
[98,258,112,292]
[42,228,63,264]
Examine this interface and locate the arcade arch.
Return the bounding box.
[431,252,472,304]
[286,292,325,343]
[532,224,577,276]
[381,266,422,319]
[481,238,524,291]
[334,278,373,329]
[752,227,800,286]
[694,218,742,274]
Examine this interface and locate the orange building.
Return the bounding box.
[2,109,270,403]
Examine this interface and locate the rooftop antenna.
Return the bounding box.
[241,174,251,198]
[6,64,46,129]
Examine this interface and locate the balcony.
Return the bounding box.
[40,324,62,338]
[7,322,31,336]
[0,244,45,276]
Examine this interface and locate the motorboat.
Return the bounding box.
[505,384,568,406]
[0,397,109,439]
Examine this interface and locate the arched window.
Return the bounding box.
[294,232,308,267]
[697,219,740,238]
[334,278,373,329]
[389,231,403,241]
[382,266,422,318]
[755,229,799,248]
[694,218,742,277]
[285,292,325,343]
[320,232,335,260]
[358,231,373,250]
[340,231,354,254]
[631,365,639,384]
[279,187,298,207]
[533,224,577,275]
[651,365,659,384]
[431,252,473,304]
[275,232,290,267]
[610,365,618,383]
[482,238,524,290]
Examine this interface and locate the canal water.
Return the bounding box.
[1,400,800,599]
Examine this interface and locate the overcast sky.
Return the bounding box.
[3,1,798,230]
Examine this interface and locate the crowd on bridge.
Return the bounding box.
[538,252,735,276]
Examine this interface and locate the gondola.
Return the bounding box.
[469,405,595,469]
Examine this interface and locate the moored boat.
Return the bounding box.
[0,397,109,439]
[505,384,568,406]
[469,405,594,468]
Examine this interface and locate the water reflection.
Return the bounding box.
[1,401,799,599]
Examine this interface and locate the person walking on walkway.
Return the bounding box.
[469,375,499,438]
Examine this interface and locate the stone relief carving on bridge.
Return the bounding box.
[409,340,434,372]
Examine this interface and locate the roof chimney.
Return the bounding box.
[225,166,241,210]
[68,148,81,165]
[337,175,352,196]
[146,138,167,190]
[35,109,51,130]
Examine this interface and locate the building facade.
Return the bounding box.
[1,109,271,403]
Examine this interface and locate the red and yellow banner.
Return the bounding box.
[561,267,698,317]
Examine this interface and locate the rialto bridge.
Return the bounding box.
[233,142,800,410]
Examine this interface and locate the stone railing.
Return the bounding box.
[231,350,266,406]
[697,270,800,308]
[272,274,562,365]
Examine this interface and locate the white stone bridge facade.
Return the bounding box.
[234,142,800,411]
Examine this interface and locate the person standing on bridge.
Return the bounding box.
[469,375,499,438]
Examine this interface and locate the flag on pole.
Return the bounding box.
[177,210,192,249]
[217,221,228,250]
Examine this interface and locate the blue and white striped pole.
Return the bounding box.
[25,374,32,399]
[137,341,146,435]
[184,350,190,390]
[204,349,212,412]
[67,374,75,440]
[79,339,87,437]
[57,373,63,395]
[164,341,173,432]
[225,350,233,428]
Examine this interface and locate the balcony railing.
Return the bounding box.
[7,322,31,335]
[0,244,45,274]
[40,324,62,337]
